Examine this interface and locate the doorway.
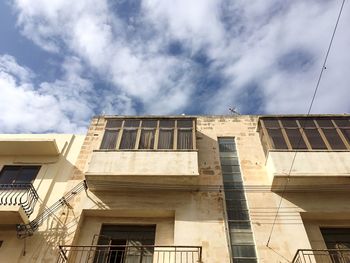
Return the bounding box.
[94,225,156,263]
[321,228,350,263]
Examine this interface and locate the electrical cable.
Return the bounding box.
[266,0,347,247]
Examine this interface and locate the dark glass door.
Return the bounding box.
[321,228,350,263]
[95,225,156,263]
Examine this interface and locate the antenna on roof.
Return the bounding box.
[229,107,240,115]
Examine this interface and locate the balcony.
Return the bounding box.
[0,184,39,224]
[57,245,202,263]
[266,151,350,192]
[292,249,350,263]
[85,151,199,191]
[0,137,59,156]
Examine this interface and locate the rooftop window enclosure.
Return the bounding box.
[100,118,196,150]
[258,117,350,153]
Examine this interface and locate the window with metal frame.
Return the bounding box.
[258,117,350,152]
[100,118,196,150]
[0,166,41,184]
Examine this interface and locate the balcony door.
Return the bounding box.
[321,228,350,263]
[95,225,156,263]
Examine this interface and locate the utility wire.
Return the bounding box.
[266,0,347,247]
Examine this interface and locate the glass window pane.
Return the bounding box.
[177,130,193,149]
[235,258,258,263]
[267,129,288,149]
[221,158,239,166]
[334,119,350,128]
[100,130,118,149]
[227,209,250,220]
[341,129,350,144]
[124,119,140,128]
[304,129,327,149]
[232,245,257,258]
[158,130,174,149]
[298,119,316,128]
[120,130,137,149]
[139,130,155,149]
[285,129,307,149]
[159,120,175,128]
[223,174,242,183]
[281,119,298,128]
[224,190,245,200]
[141,120,157,128]
[263,119,280,128]
[19,167,40,183]
[224,181,243,190]
[0,166,18,184]
[228,221,252,230]
[322,129,346,150]
[106,119,122,128]
[226,199,248,210]
[177,119,193,128]
[231,231,254,244]
[316,119,334,128]
[220,152,238,158]
[222,165,241,173]
[219,140,236,152]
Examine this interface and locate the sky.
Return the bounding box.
[0,0,349,133]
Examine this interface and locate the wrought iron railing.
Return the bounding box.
[57,245,202,263]
[292,249,350,263]
[0,183,39,217]
[16,180,88,239]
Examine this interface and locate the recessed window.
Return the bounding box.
[100,118,196,150]
[0,166,40,184]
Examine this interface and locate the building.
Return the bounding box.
[0,134,86,262]
[0,115,350,263]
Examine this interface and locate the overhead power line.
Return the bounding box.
[266,0,347,247]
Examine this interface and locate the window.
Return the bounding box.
[218,138,257,263]
[100,118,196,150]
[259,117,350,152]
[0,166,40,184]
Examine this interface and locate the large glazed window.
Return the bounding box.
[100,118,196,150]
[258,117,350,152]
[0,166,40,184]
[218,138,257,263]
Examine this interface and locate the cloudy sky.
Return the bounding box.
[0,0,349,133]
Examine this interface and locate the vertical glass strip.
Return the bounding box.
[218,138,258,263]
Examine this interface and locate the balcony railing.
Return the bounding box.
[57,245,202,263]
[0,183,39,217]
[292,249,350,263]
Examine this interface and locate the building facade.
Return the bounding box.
[0,115,350,263]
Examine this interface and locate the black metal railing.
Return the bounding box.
[292,249,350,263]
[57,245,202,263]
[0,183,39,217]
[17,180,88,239]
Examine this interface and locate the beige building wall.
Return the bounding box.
[0,134,85,263]
[1,115,349,263]
[66,115,350,263]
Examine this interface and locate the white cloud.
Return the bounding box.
[7,0,350,127]
[0,55,94,133]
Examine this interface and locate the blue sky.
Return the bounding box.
[0,0,349,133]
